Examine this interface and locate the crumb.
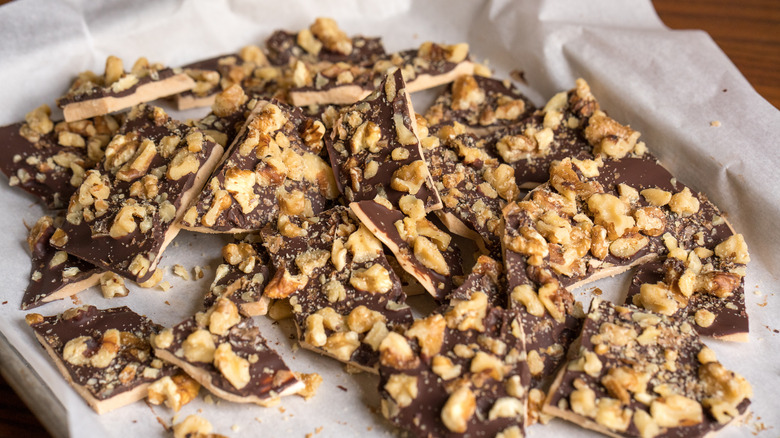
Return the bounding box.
[710,120,721,127]
[173,241,179,247]
[337,385,348,392]
[294,373,323,400]
[344,364,363,374]
[510,69,526,84]
[722,88,727,92]
[591,287,602,296]
[231,424,240,432]
[204,394,214,405]
[2,301,7,305]
[164,301,171,306]
[173,264,190,280]
[291,342,300,353]
[279,406,286,414]
[158,281,172,292]
[255,417,262,423]
[753,290,761,295]
[193,266,204,279]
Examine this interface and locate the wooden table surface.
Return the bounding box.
[0,1,778,437]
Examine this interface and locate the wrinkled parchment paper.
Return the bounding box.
[1,0,778,436]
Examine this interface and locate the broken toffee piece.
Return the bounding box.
[378,293,530,437]
[153,300,303,406]
[57,56,195,122]
[22,216,102,310]
[25,305,177,414]
[327,69,463,300]
[425,123,519,258]
[181,99,339,233]
[486,78,648,189]
[625,232,750,342]
[51,104,224,284]
[425,74,535,135]
[204,234,274,317]
[544,299,751,438]
[0,105,122,209]
[261,206,414,373]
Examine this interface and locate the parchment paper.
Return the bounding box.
[1,0,778,437]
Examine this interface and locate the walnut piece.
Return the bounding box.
[100,272,129,298]
[384,373,418,408]
[213,343,250,389]
[349,263,394,294]
[391,160,427,195]
[182,329,216,363]
[441,385,476,433]
[147,374,200,412]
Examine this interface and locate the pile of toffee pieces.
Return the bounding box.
[2,17,753,438]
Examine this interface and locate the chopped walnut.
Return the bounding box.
[379,332,418,369]
[441,385,476,433]
[451,75,485,111]
[147,374,200,412]
[587,193,635,240]
[650,394,703,427]
[385,374,418,408]
[668,187,700,217]
[349,263,394,294]
[391,160,427,195]
[585,111,640,158]
[213,343,250,389]
[182,329,216,363]
[209,298,241,336]
[714,234,750,264]
[173,415,214,438]
[404,314,446,357]
[100,272,129,298]
[310,17,352,55]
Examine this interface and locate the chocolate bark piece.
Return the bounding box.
[625,232,750,342]
[57,56,195,122]
[51,104,224,283]
[203,234,273,317]
[424,125,518,258]
[25,305,177,414]
[0,105,122,209]
[326,69,464,299]
[181,99,339,234]
[327,68,440,210]
[22,216,102,310]
[446,255,506,307]
[378,294,530,437]
[153,303,303,406]
[503,155,745,384]
[289,41,475,107]
[175,45,272,110]
[425,74,535,135]
[261,206,414,373]
[485,78,650,188]
[266,18,386,67]
[544,299,752,437]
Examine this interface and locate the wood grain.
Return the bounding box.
[0,1,776,436]
[653,0,780,109]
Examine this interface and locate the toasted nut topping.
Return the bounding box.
[641,188,672,206]
[265,269,308,299]
[470,351,506,381]
[432,355,462,380]
[173,415,213,438]
[213,343,250,389]
[182,329,216,363]
[699,361,752,423]
[345,224,383,263]
[441,385,476,433]
[714,234,750,264]
[310,17,352,55]
[167,149,200,180]
[650,394,703,427]
[451,75,485,111]
[349,263,393,294]
[295,249,330,277]
[391,160,428,195]
[347,305,386,334]
[570,379,597,417]
[585,111,640,158]
[379,332,417,369]
[595,397,632,431]
[323,331,360,361]
[609,233,649,258]
[147,374,200,412]
[637,282,678,315]
[668,187,700,217]
[100,272,129,298]
[89,328,122,368]
[588,193,635,240]
[488,397,524,420]
[209,298,241,336]
[634,207,666,236]
[445,292,488,332]
[62,335,92,366]
[350,120,382,154]
[385,374,418,408]
[401,312,445,357]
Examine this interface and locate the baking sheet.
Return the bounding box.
[1,0,779,436]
